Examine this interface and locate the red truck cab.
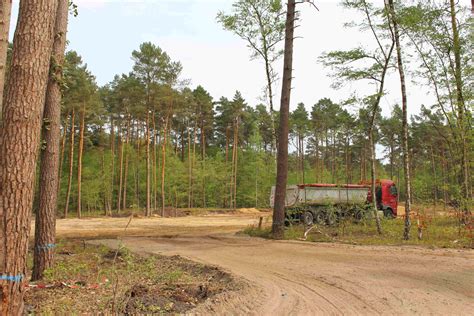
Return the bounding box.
[367,179,398,218]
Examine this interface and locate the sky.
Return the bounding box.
[9,0,473,118]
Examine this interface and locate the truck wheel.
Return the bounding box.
[384,208,395,219]
[354,211,364,223]
[314,211,325,224]
[326,212,337,226]
[301,211,314,226]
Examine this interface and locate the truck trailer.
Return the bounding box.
[270,180,398,226]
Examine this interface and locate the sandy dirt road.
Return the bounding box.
[65,213,474,315]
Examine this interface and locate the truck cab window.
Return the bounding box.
[390,185,398,196]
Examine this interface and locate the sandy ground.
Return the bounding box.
[53,213,474,315]
[53,212,268,239]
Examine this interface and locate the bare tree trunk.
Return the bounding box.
[110,118,115,210]
[191,122,197,207]
[161,116,169,216]
[224,126,230,208]
[0,0,11,121]
[272,0,295,239]
[387,0,412,239]
[33,0,69,281]
[145,112,151,216]
[449,0,470,213]
[64,109,75,218]
[233,117,240,208]
[134,121,141,209]
[122,116,131,210]
[152,113,157,212]
[58,116,68,194]
[0,1,57,312]
[230,124,236,209]
[315,136,319,182]
[187,124,192,208]
[368,127,382,234]
[101,148,110,215]
[430,146,438,208]
[117,122,123,213]
[77,103,85,219]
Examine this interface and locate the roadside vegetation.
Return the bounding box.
[25,240,239,314]
[244,209,474,249]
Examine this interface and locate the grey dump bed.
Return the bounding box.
[270,185,369,208]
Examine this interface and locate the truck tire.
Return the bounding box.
[384,208,395,219]
[326,212,337,226]
[354,210,365,223]
[314,211,325,224]
[301,211,314,226]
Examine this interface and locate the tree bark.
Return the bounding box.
[0,1,58,312]
[33,0,69,281]
[117,122,123,213]
[233,117,239,208]
[449,0,470,213]
[272,0,295,239]
[77,103,86,219]
[57,115,68,194]
[110,118,115,209]
[161,116,169,216]
[123,115,131,210]
[146,112,151,216]
[152,114,158,212]
[64,109,75,218]
[0,0,11,121]
[187,124,192,208]
[387,0,412,239]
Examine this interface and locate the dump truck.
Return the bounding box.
[270,180,398,226]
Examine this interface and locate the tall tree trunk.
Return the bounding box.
[122,115,131,210]
[152,114,157,212]
[33,0,69,281]
[233,118,240,208]
[315,135,319,182]
[272,0,295,239]
[368,127,382,234]
[187,124,192,208]
[64,109,75,218]
[145,112,151,216]
[387,0,412,239]
[224,126,230,208]
[117,122,123,213]
[110,118,115,210]
[134,121,140,209]
[430,145,438,208]
[101,148,110,215]
[449,0,470,213]
[58,116,68,194]
[77,103,85,219]
[191,122,197,207]
[0,1,57,312]
[230,124,236,209]
[0,0,11,121]
[161,116,169,216]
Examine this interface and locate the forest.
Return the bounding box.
[46,1,472,215]
[0,0,472,314]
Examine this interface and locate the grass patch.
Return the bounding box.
[25,240,239,314]
[243,216,473,248]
